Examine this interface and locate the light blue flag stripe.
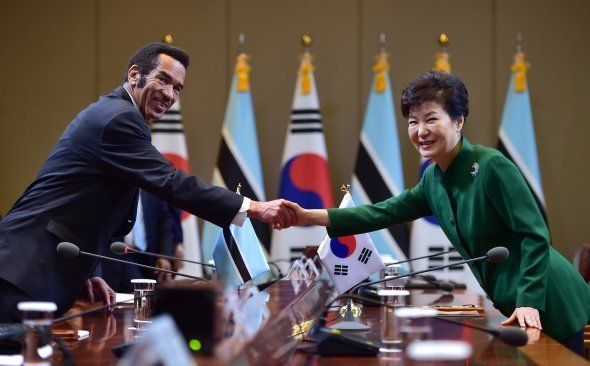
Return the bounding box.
[361,73,405,193]
[223,75,265,199]
[499,74,545,206]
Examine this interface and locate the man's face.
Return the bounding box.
[128,54,185,121]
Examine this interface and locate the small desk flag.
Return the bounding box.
[213,216,271,290]
[318,192,385,294]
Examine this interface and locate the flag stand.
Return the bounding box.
[328,298,371,331]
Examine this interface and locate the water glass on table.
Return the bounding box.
[18,301,57,366]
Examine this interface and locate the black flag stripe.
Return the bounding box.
[217,137,271,250]
[152,120,182,125]
[354,142,410,256]
[290,128,323,133]
[222,227,252,282]
[292,109,320,114]
[151,128,183,133]
[290,119,322,124]
[497,139,547,224]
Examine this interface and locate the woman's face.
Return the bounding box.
[407,101,463,165]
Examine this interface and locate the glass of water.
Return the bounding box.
[395,308,438,346]
[130,279,156,325]
[18,301,57,366]
[378,289,409,353]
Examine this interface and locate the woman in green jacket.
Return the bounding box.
[285,71,590,354]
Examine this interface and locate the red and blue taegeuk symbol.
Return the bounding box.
[278,153,334,209]
[330,235,357,259]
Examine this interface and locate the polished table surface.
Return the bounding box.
[54,280,588,365]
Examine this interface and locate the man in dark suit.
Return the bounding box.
[0,42,295,322]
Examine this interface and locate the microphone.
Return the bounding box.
[436,317,529,347]
[56,242,209,282]
[110,242,215,268]
[387,248,457,266]
[349,246,509,294]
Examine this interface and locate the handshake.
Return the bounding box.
[248,199,305,230]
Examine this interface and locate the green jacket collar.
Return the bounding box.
[434,136,475,182]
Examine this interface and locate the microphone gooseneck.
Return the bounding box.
[436,317,528,347]
[110,242,216,268]
[412,274,455,292]
[52,293,154,324]
[437,281,455,292]
[348,246,510,294]
[387,248,456,266]
[57,242,209,282]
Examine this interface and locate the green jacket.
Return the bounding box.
[327,138,590,341]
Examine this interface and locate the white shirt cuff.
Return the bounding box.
[231,197,251,227]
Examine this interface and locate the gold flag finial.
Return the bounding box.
[299,36,314,95]
[373,33,390,93]
[434,33,451,73]
[162,34,174,45]
[438,33,450,48]
[341,184,351,194]
[301,34,313,49]
[511,33,530,93]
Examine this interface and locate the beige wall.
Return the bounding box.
[1,0,588,258]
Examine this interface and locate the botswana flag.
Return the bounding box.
[201,52,269,264]
[497,51,547,221]
[213,217,271,290]
[350,49,409,270]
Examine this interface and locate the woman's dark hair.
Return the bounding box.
[400,71,469,122]
[124,42,190,82]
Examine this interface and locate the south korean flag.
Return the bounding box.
[318,192,385,294]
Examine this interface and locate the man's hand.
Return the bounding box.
[500,307,542,329]
[85,277,116,310]
[171,244,184,272]
[248,199,297,229]
[154,258,173,283]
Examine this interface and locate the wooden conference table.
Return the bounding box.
[54,280,588,365]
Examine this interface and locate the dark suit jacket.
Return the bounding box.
[141,190,181,260]
[0,87,242,313]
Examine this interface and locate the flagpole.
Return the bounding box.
[238,32,245,55]
[516,32,523,53]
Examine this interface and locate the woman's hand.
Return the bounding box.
[500,307,542,329]
[282,201,330,227]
